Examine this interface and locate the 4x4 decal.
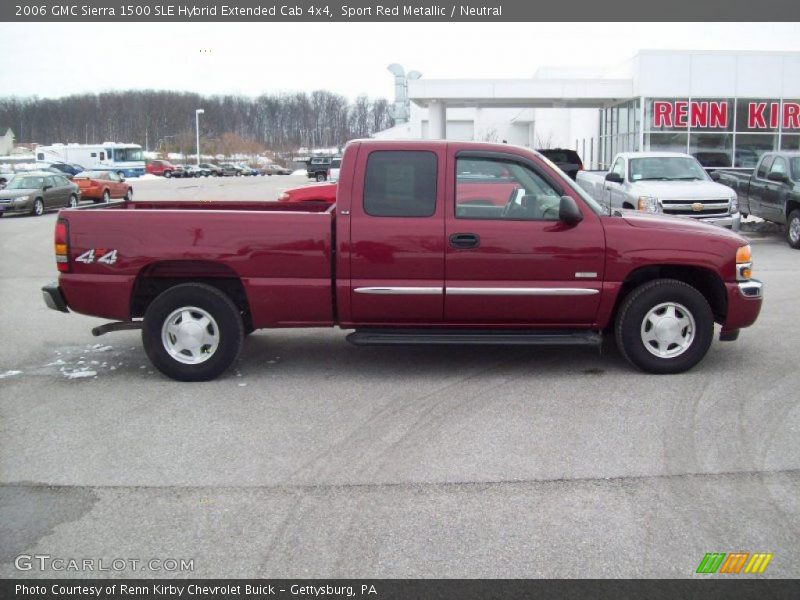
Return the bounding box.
[75,249,118,265]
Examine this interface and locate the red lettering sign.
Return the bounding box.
[675,101,689,127]
[748,102,767,129]
[709,102,728,128]
[653,101,673,127]
[783,102,800,129]
[690,102,708,128]
[770,102,780,128]
[652,100,729,129]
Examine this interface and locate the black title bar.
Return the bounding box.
[3,0,800,21]
[4,579,800,600]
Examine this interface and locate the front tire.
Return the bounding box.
[316,172,327,182]
[31,198,44,216]
[615,279,714,374]
[164,170,172,179]
[103,190,111,203]
[786,209,800,249]
[124,188,133,201]
[142,283,244,381]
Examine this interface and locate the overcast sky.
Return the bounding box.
[1,22,799,100]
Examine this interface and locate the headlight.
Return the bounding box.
[730,195,739,213]
[15,195,30,203]
[736,244,752,280]
[637,196,660,214]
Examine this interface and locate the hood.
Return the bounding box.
[0,188,37,199]
[630,180,735,199]
[621,211,747,243]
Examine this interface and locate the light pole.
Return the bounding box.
[195,109,204,165]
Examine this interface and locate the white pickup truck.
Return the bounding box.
[576,152,740,231]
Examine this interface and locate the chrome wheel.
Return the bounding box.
[33,199,44,216]
[68,195,78,208]
[640,302,696,359]
[161,306,220,365]
[790,217,800,245]
[103,190,110,203]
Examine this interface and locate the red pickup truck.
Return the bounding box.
[42,140,763,381]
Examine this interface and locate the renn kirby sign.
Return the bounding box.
[652,100,800,130]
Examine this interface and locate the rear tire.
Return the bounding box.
[102,190,111,203]
[124,188,133,201]
[786,209,800,249]
[615,278,714,374]
[142,283,244,382]
[164,170,172,179]
[68,194,78,208]
[316,172,327,182]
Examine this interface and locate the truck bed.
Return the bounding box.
[59,200,336,328]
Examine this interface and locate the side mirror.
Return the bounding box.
[605,172,623,184]
[709,171,721,182]
[43,185,52,191]
[767,171,788,183]
[559,196,584,225]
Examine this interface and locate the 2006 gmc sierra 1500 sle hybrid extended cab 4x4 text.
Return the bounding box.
[42,140,763,381]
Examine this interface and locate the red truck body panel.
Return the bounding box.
[59,201,335,328]
[53,140,761,339]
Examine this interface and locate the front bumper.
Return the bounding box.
[693,211,741,232]
[720,278,763,336]
[0,198,33,214]
[42,282,69,313]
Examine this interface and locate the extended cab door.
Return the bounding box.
[763,156,792,223]
[605,156,628,208]
[444,149,605,326]
[347,144,446,324]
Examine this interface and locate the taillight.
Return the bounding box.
[55,218,70,273]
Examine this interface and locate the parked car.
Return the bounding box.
[42,140,762,381]
[236,163,259,176]
[713,151,800,248]
[261,163,292,176]
[277,182,337,204]
[576,152,740,231]
[0,172,80,217]
[537,149,583,180]
[327,157,342,183]
[39,161,85,177]
[146,160,179,178]
[73,170,133,203]
[198,163,223,177]
[218,163,243,177]
[183,165,211,177]
[307,156,333,181]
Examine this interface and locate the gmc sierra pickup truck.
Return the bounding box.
[577,152,741,231]
[42,140,763,381]
[713,151,800,248]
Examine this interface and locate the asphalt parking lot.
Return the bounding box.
[1,175,798,578]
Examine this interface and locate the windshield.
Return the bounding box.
[629,157,709,182]
[7,176,44,189]
[112,148,144,162]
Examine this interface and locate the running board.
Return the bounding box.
[346,329,602,347]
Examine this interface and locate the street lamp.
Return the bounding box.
[195,109,204,165]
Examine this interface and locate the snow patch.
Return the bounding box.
[0,370,22,379]
[65,370,97,379]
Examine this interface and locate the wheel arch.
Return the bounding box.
[608,264,727,329]
[786,198,800,220]
[130,260,253,331]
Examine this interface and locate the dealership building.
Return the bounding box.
[376,50,800,170]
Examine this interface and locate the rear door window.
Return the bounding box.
[364,151,437,217]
